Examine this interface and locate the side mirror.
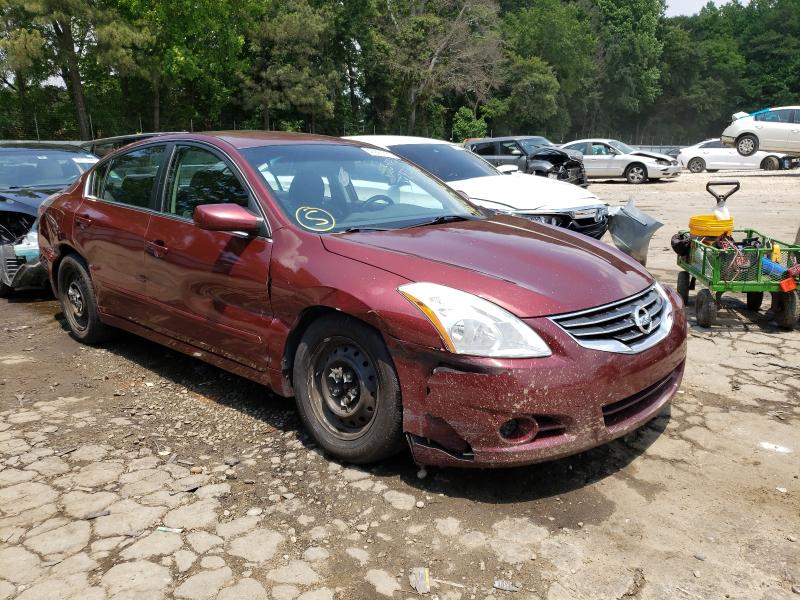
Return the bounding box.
[193,204,261,233]
[497,164,519,174]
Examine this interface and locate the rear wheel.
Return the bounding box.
[677,271,690,305]
[0,281,11,298]
[773,291,799,329]
[687,157,705,173]
[695,289,717,327]
[760,156,780,170]
[625,163,648,184]
[293,314,404,464]
[57,256,112,344]
[736,134,758,157]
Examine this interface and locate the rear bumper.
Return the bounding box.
[390,288,688,468]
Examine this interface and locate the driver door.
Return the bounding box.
[143,143,273,371]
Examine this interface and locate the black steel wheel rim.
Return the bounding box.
[65,273,88,331]
[308,336,378,441]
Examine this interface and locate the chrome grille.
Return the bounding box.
[551,285,673,354]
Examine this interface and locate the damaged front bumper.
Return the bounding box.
[388,289,687,468]
[0,233,48,291]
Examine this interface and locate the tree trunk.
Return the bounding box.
[152,81,160,131]
[53,20,90,139]
[15,72,30,137]
[263,106,269,130]
[407,87,418,134]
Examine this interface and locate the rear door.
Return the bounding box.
[788,109,800,153]
[754,109,794,151]
[73,144,166,323]
[143,143,273,371]
[495,140,527,171]
[468,142,499,166]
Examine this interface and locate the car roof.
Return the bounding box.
[0,142,89,153]
[466,135,550,144]
[343,135,454,149]
[563,139,620,145]
[81,132,185,146]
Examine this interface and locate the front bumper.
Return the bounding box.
[390,287,687,468]
[720,135,735,146]
[652,164,682,178]
[0,243,48,291]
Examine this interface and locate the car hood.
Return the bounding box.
[629,151,674,162]
[321,214,652,318]
[0,187,59,216]
[448,174,601,213]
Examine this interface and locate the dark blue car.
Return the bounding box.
[0,144,97,295]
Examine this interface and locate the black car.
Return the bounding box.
[465,136,587,186]
[0,143,97,295]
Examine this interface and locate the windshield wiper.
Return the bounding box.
[405,215,470,229]
[336,226,390,234]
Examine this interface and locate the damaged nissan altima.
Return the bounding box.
[39,132,687,467]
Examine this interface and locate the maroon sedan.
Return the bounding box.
[39,132,687,467]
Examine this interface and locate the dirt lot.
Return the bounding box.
[0,170,798,600]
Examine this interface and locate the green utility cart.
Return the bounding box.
[676,229,800,328]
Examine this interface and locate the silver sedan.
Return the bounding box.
[561,139,681,184]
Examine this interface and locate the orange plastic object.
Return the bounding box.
[779,278,797,292]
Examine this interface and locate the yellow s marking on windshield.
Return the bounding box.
[295,207,336,232]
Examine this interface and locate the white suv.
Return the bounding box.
[721,106,800,156]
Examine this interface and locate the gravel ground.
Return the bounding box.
[0,170,798,600]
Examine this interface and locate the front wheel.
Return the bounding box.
[677,271,691,305]
[293,314,404,464]
[736,134,758,157]
[695,289,717,327]
[625,163,648,184]
[0,281,11,298]
[687,157,705,173]
[57,256,112,344]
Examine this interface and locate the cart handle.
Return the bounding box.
[706,180,740,203]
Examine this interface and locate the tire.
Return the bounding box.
[736,134,758,157]
[773,291,799,329]
[706,169,719,173]
[695,289,717,327]
[677,271,690,305]
[687,157,705,173]
[57,255,112,344]
[0,281,11,298]
[293,314,404,464]
[624,163,648,184]
[760,156,780,171]
[746,292,764,311]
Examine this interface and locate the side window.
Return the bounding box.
[590,143,611,156]
[90,162,109,197]
[792,109,800,124]
[564,142,588,154]
[755,109,792,123]
[471,142,495,156]
[165,146,250,219]
[701,141,723,149]
[498,141,524,156]
[99,145,164,209]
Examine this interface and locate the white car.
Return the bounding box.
[560,138,681,184]
[721,106,800,156]
[345,135,609,238]
[678,138,789,172]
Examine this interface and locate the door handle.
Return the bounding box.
[145,240,169,259]
[75,215,92,229]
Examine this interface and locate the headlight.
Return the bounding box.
[525,214,561,226]
[656,159,670,166]
[398,282,551,358]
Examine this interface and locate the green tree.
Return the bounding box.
[451,106,487,141]
[243,0,337,132]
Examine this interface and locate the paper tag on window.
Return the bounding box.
[338,167,350,187]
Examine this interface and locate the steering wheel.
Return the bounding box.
[363,194,395,210]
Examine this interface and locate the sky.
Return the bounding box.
[665,0,731,17]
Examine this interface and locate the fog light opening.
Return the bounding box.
[499,417,539,443]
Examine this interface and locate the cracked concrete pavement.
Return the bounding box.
[0,170,798,599]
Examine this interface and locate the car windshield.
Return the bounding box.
[607,140,636,154]
[387,143,499,182]
[242,143,483,233]
[518,137,554,153]
[0,149,97,190]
